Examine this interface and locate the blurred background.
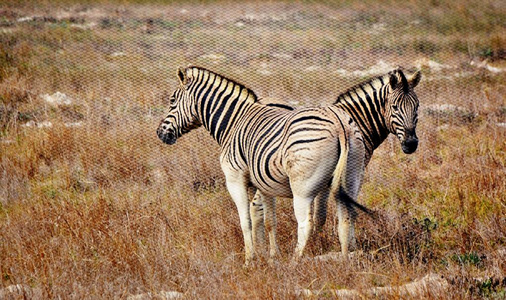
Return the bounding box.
[0,0,504,298]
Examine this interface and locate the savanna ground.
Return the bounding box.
[0,0,505,298]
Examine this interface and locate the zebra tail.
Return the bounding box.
[338,187,376,218]
[330,133,375,219]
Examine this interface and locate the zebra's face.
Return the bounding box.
[157,90,182,145]
[157,68,201,145]
[386,69,422,154]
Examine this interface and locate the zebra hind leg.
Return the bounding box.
[336,130,365,259]
[293,195,314,260]
[336,189,357,258]
[313,189,329,233]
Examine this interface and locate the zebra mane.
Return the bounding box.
[185,66,259,103]
[334,68,406,104]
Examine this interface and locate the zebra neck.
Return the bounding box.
[335,84,390,154]
[195,79,256,146]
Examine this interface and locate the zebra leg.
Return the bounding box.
[293,195,314,260]
[313,189,329,233]
[250,190,266,254]
[336,130,366,258]
[337,195,357,257]
[224,171,255,266]
[262,193,280,262]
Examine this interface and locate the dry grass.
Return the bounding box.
[0,0,505,298]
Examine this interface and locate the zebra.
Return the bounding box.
[156,66,366,265]
[250,67,422,255]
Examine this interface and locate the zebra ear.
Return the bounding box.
[389,72,398,90]
[407,70,422,89]
[177,67,188,86]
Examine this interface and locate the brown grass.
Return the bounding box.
[0,0,505,298]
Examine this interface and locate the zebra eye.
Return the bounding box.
[169,97,176,105]
[392,105,399,112]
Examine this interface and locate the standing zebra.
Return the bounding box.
[156,66,366,265]
[251,67,422,255]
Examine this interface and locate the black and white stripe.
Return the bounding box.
[250,68,422,251]
[157,66,366,264]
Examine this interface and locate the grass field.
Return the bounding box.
[0,0,505,298]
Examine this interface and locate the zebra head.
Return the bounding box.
[384,68,422,154]
[157,67,201,145]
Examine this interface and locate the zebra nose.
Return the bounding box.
[157,122,177,145]
[401,137,418,154]
[157,129,176,145]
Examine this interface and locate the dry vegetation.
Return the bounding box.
[0,0,505,298]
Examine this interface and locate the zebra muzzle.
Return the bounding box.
[157,126,177,145]
[401,136,418,154]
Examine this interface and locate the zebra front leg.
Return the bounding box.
[224,172,254,266]
[250,191,266,255]
[262,193,280,262]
